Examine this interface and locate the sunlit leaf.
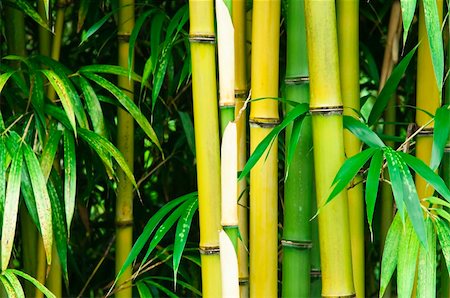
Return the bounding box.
[0,71,15,94]
[152,45,170,110]
[385,148,406,220]
[80,9,117,44]
[63,130,76,233]
[173,198,198,286]
[397,216,419,298]
[430,105,450,170]
[3,270,25,298]
[8,269,56,298]
[0,139,7,231]
[79,65,146,86]
[343,116,385,148]
[435,217,450,274]
[0,274,16,297]
[417,218,436,298]
[285,117,304,180]
[78,76,107,137]
[1,146,23,271]
[40,128,62,181]
[400,0,417,46]
[366,149,383,234]
[15,0,51,31]
[136,281,153,298]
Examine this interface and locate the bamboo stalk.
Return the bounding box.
[115,1,135,297]
[304,0,355,296]
[232,0,249,296]
[38,0,51,57]
[189,1,222,296]
[337,1,364,296]
[249,1,280,297]
[282,0,313,297]
[310,193,322,298]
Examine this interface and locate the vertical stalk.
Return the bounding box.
[310,194,322,297]
[249,1,280,297]
[189,1,222,297]
[38,0,51,57]
[232,0,249,296]
[115,0,135,297]
[337,1,364,296]
[282,0,313,297]
[304,0,355,296]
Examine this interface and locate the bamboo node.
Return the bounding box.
[281,239,312,249]
[415,127,433,137]
[115,219,133,227]
[56,0,72,9]
[322,294,355,298]
[309,106,343,115]
[189,34,216,44]
[198,246,220,255]
[310,269,322,278]
[249,118,280,128]
[238,278,249,285]
[117,33,131,42]
[445,145,450,153]
[285,76,310,85]
[234,90,248,99]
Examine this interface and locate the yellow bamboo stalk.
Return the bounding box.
[249,1,280,297]
[304,0,355,296]
[115,0,135,297]
[337,1,364,296]
[189,1,222,296]
[232,0,249,296]
[415,0,443,201]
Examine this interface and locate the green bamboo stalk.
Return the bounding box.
[114,1,135,297]
[337,1,364,296]
[281,0,313,297]
[310,193,322,298]
[189,1,222,296]
[304,0,355,296]
[38,0,51,57]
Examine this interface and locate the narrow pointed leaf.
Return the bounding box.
[3,271,25,298]
[399,152,450,202]
[77,0,90,32]
[79,76,107,137]
[366,149,384,233]
[0,274,16,297]
[417,218,436,298]
[178,111,195,156]
[1,147,23,270]
[82,72,162,152]
[40,128,63,181]
[23,145,53,265]
[423,0,444,92]
[143,280,177,298]
[0,139,7,230]
[152,48,170,110]
[430,105,450,170]
[385,148,406,220]
[0,71,15,94]
[80,9,117,44]
[173,198,198,286]
[63,130,76,233]
[8,269,55,298]
[136,281,153,298]
[397,217,420,298]
[79,65,146,85]
[344,115,385,148]
[285,117,304,179]
[368,45,418,126]
[400,0,416,46]
[435,218,450,274]
[424,196,450,208]
[15,0,51,30]
[435,208,450,222]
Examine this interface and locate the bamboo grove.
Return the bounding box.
[0,0,450,297]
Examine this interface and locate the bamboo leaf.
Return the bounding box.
[8,269,55,298]
[0,71,15,94]
[0,274,16,298]
[63,130,76,233]
[80,9,117,44]
[113,193,196,286]
[79,76,107,136]
[40,70,77,134]
[397,216,420,298]
[40,128,62,181]
[77,0,90,32]
[430,105,450,170]
[385,148,406,220]
[424,196,450,208]
[423,0,444,92]
[15,0,51,31]
[150,276,201,296]
[239,103,309,180]
[434,208,450,223]
[78,65,146,85]
[3,270,25,298]
[417,218,436,298]
[149,14,165,78]
[368,45,418,126]
[23,145,53,266]
[136,281,153,298]
[399,152,450,202]
[285,117,304,180]
[325,147,378,205]
[366,149,383,235]
[178,111,195,156]
[400,0,416,46]
[1,147,23,271]
[435,218,450,275]
[173,198,198,286]
[82,72,162,153]
[30,71,45,125]
[143,280,177,298]
[78,128,135,186]
[0,139,7,230]
[379,213,402,297]
[152,46,170,111]
[343,116,385,148]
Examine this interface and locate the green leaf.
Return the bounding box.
[8,269,56,298]
[423,0,444,92]
[78,128,135,186]
[385,148,406,220]
[1,146,23,271]
[430,105,450,170]
[366,149,383,235]
[80,9,117,44]
[239,103,309,180]
[30,71,46,126]
[0,71,15,94]
[79,76,107,137]
[113,193,195,286]
[397,216,420,298]
[40,128,63,181]
[368,45,419,126]
[77,0,90,32]
[343,116,385,148]
[325,147,378,205]
[178,111,195,156]
[417,218,436,298]
[435,217,450,275]
[136,281,153,298]
[0,139,7,230]
[399,152,450,202]
[40,70,77,134]
[152,45,170,111]
[379,213,402,297]
[3,270,25,298]
[15,0,51,31]
[23,144,53,266]
[173,198,198,287]
[144,280,177,298]
[400,0,417,46]
[150,276,201,296]
[63,130,76,233]
[424,196,450,208]
[78,65,146,85]
[285,117,304,180]
[434,208,450,223]
[82,72,162,153]
[0,274,16,297]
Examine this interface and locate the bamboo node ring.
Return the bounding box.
[310,269,322,278]
[416,127,434,136]
[238,278,249,285]
[309,106,343,115]
[117,33,131,42]
[285,76,310,85]
[189,34,216,44]
[281,239,313,249]
[199,246,220,255]
[115,219,133,227]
